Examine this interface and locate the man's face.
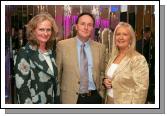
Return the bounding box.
[144,31,151,40]
[75,15,94,42]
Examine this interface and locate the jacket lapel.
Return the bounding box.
[49,51,57,76]
[105,55,116,75]
[105,55,131,80]
[112,56,131,79]
[73,38,80,79]
[90,40,97,82]
[28,46,55,77]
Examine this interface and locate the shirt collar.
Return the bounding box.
[76,36,90,48]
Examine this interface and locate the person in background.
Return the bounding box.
[14,12,60,104]
[136,26,155,104]
[103,22,149,104]
[56,12,106,104]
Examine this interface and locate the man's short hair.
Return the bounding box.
[76,12,95,26]
[144,26,151,33]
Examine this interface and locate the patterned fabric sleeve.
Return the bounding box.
[14,48,32,104]
[131,54,149,104]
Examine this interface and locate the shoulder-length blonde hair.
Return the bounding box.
[26,12,58,50]
[111,22,136,59]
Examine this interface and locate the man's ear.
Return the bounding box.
[75,24,78,31]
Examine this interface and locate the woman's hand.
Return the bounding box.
[103,77,112,89]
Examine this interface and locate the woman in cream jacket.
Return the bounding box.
[103,22,149,104]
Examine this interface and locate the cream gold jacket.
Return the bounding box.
[105,52,149,104]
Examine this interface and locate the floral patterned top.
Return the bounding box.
[14,43,60,104]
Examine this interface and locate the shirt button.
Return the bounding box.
[78,81,80,84]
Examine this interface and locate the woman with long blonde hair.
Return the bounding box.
[103,22,149,104]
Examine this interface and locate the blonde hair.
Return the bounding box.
[111,22,136,59]
[26,12,58,50]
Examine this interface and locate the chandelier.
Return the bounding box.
[64,5,71,16]
[92,5,100,19]
[37,5,48,13]
[80,6,83,13]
